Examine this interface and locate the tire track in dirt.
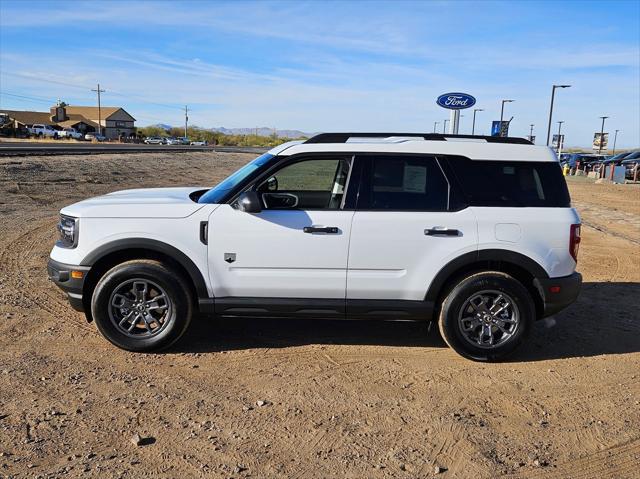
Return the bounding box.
[0,218,93,334]
[511,437,640,479]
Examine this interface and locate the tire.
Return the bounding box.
[91,260,193,352]
[438,271,534,362]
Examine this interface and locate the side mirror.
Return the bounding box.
[266,176,278,191]
[235,191,262,213]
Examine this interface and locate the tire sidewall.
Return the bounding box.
[91,261,192,352]
[439,273,534,361]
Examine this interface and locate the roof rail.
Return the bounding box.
[304,133,533,145]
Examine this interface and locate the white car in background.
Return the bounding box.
[58,127,83,140]
[85,133,106,142]
[29,124,58,138]
[190,140,208,146]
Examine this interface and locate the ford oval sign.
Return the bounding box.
[436,92,476,110]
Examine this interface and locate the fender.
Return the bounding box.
[81,238,209,299]
[425,249,549,302]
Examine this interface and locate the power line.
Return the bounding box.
[1,71,185,111]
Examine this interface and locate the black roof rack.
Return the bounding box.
[304,133,533,145]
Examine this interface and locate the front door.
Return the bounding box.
[208,156,354,317]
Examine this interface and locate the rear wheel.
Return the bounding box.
[91,260,192,352]
[438,271,534,361]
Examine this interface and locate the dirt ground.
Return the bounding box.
[0,152,638,479]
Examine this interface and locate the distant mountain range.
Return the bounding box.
[148,124,310,139]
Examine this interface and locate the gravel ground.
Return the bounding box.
[0,153,638,479]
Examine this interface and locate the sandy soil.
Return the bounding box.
[0,152,638,479]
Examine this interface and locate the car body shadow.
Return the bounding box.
[169,282,639,361]
[515,281,640,361]
[170,316,446,353]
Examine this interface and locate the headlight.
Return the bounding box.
[57,215,79,248]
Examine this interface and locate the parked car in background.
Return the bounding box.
[29,124,58,138]
[165,137,182,145]
[621,151,640,180]
[190,140,208,146]
[58,127,83,140]
[178,137,190,145]
[602,151,635,166]
[144,137,165,145]
[85,133,106,142]
[561,153,604,169]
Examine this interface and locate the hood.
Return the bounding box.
[60,187,209,218]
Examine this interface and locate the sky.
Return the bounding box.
[0,0,639,148]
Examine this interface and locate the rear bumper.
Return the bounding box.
[534,272,582,318]
[47,258,90,312]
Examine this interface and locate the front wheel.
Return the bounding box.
[91,260,193,352]
[438,271,534,361]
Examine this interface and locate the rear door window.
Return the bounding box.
[356,155,449,211]
[445,157,570,207]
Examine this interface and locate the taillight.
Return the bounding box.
[570,224,581,262]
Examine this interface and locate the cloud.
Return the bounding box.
[1,0,638,146]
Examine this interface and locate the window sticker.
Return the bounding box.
[403,165,427,193]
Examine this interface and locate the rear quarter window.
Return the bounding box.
[445,157,570,207]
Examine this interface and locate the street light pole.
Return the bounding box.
[612,129,619,154]
[500,99,514,137]
[434,121,439,133]
[443,119,449,134]
[529,124,534,142]
[546,84,571,145]
[472,108,483,135]
[598,116,608,155]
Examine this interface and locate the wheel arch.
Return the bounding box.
[80,238,208,321]
[425,249,548,319]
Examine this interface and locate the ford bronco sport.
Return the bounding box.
[48,133,582,361]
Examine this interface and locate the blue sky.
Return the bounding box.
[1,0,638,147]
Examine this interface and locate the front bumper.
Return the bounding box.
[47,258,91,312]
[534,272,582,318]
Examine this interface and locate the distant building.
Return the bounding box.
[0,104,136,139]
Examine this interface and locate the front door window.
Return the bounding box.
[256,158,351,210]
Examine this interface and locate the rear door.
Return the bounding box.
[346,154,478,307]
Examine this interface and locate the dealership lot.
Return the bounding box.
[0,152,638,478]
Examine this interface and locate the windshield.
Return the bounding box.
[198,153,274,204]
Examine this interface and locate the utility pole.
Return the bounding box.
[442,119,449,134]
[184,105,189,138]
[433,121,439,133]
[500,99,514,137]
[612,129,619,155]
[472,108,483,135]
[91,83,105,136]
[598,116,608,155]
[530,124,534,139]
[546,84,571,145]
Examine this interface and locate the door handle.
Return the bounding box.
[199,221,208,244]
[303,226,339,234]
[425,227,460,236]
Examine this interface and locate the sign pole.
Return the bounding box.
[450,110,460,134]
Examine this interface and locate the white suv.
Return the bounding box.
[48,133,582,361]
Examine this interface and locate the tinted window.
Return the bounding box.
[447,157,570,207]
[357,155,449,211]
